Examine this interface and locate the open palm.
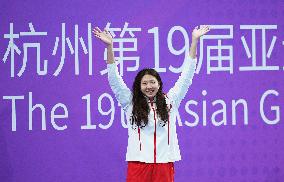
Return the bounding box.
[92,27,113,45]
[192,25,210,39]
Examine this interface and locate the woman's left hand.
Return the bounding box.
[192,25,210,41]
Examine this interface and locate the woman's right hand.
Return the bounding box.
[92,27,113,46]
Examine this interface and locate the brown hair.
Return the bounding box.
[131,68,169,128]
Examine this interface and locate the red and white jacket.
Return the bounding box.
[107,57,197,163]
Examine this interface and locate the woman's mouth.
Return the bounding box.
[146,89,154,94]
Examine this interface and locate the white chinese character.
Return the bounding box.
[2,23,47,77]
[100,22,141,76]
[239,25,278,71]
[196,25,234,74]
[52,23,93,76]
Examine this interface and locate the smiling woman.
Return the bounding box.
[93,25,210,182]
[131,68,169,128]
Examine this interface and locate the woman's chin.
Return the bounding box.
[146,94,156,99]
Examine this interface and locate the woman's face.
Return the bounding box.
[140,74,160,98]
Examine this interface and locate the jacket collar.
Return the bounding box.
[144,95,157,103]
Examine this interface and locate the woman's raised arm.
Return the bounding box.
[93,27,132,109]
[168,25,210,108]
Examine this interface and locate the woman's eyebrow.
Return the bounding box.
[142,79,156,82]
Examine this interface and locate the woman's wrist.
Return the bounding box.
[107,43,113,49]
[191,37,199,45]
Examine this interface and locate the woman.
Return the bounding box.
[93,25,210,182]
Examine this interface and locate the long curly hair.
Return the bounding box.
[131,68,169,128]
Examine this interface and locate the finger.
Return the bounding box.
[94,34,100,38]
[92,31,100,37]
[104,29,112,36]
[202,27,207,32]
[105,29,113,38]
[204,26,210,33]
[104,30,109,34]
[203,26,210,34]
[92,29,99,33]
[94,27,102,33]
[92,31,100,36]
